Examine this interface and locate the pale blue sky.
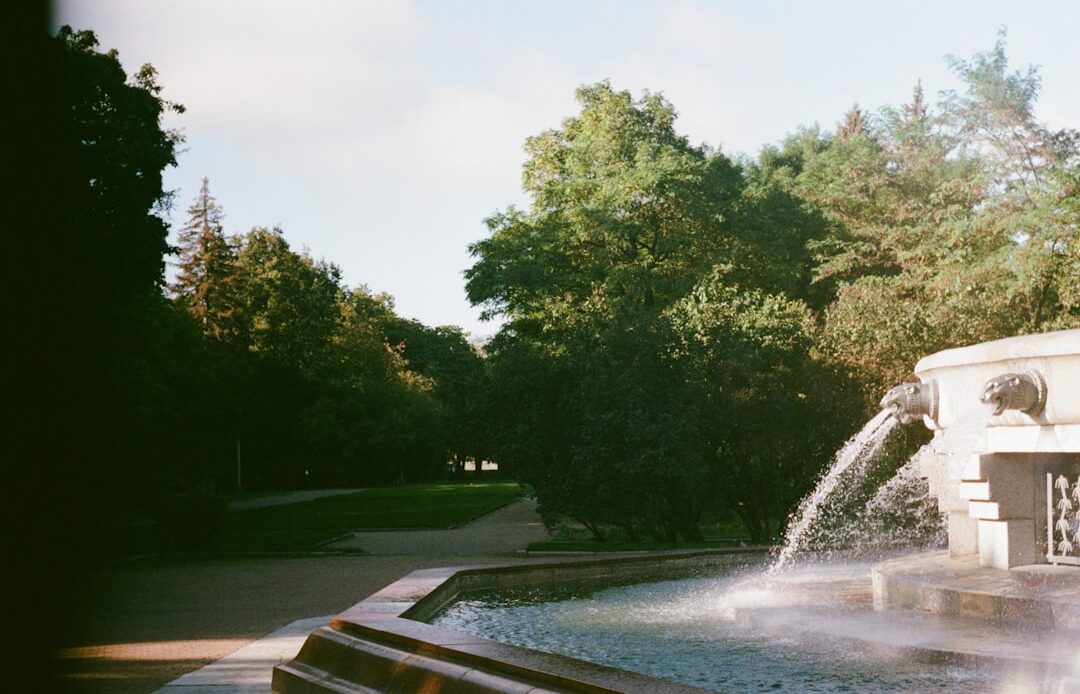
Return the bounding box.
[55,1,1080,338]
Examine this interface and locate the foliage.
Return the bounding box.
[173,178,243,342]
[23,27,492,565]
[191,224,478,491]
[800,31,1080,403]
[468,35,1080,541]
[664,276,862,539]
[36,27,190,529]
[30,23,1080,563]
[468,83,857,541]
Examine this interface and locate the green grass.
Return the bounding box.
[214,482,529,552]
[526,521,758,553]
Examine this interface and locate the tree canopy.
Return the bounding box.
[467,35,1080,541]
[24,24,1080,554]
[467,83,856,541]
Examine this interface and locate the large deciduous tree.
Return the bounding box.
[8,23,184,684]
[468,83,850,541]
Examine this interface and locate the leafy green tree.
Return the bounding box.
[469,83,851,540]
[232,227,344,375]
[55,26,184,306]
[746,35,1080,409]
[467,82,745,328]
[664,276,860,540]
[296,287,446,486]
[380,319,488,468]
[7,23,186,684]
[40,26,186,509]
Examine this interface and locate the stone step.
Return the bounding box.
[959,480,991,501]
[968,496,1035,520]
[978,518,1040,568]
[969,501,1003,520]
[961,454,989,482]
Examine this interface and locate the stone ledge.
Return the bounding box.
[872,550,1080,632]
[273,550,757,693]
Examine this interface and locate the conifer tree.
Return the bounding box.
[902,80,928,123]
[173,178,240,341]
[836,103,867,139]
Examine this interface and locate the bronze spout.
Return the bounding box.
[980,371,1046,416]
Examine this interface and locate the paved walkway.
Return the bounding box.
[58,498,549,694]
[226,489,363,512]
[325,496,549,555]
[150,616,331,694]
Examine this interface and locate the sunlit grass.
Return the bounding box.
[216,482,529,551]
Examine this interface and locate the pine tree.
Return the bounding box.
[836,103,867,139]
[173,178,241,341]
[902,80,928,123]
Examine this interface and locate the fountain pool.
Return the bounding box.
[432,557,1072,693]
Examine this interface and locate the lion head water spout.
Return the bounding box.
[879,381,937,425]
[979,370,1047,416]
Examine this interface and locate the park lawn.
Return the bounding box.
[216,482,529,551]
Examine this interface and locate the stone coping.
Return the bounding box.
[915,329,1080,372]
[274,549,1080,692]
[273,549,762,693]
[873,550,1080,634]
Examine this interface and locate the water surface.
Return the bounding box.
[433,560,1067,693]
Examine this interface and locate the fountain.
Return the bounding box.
[274,330,1080,693]
[876,330,1078,569]
[870,329,1080,637]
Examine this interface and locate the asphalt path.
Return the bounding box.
[57,497,549,693]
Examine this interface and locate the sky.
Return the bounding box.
[55,0,1080,339]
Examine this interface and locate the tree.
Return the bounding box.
[380,319,488,468]
[836,103,868,140]
[56,26,184,307]
[44,26,185,507]
[173,178,242,342]
[232,227,344,375]
[5,22,184,684]
[806,34,1080,403]
[664,276,860,540]
[468,83,850,540]
[467,82,745,328]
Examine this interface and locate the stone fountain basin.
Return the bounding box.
[915,329,1080,452]
[272,551,743,694]
[272,550,1080,693]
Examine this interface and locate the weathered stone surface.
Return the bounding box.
[872,551,1080,632]
[910,330,1080,567]
[914,329,1080,436]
